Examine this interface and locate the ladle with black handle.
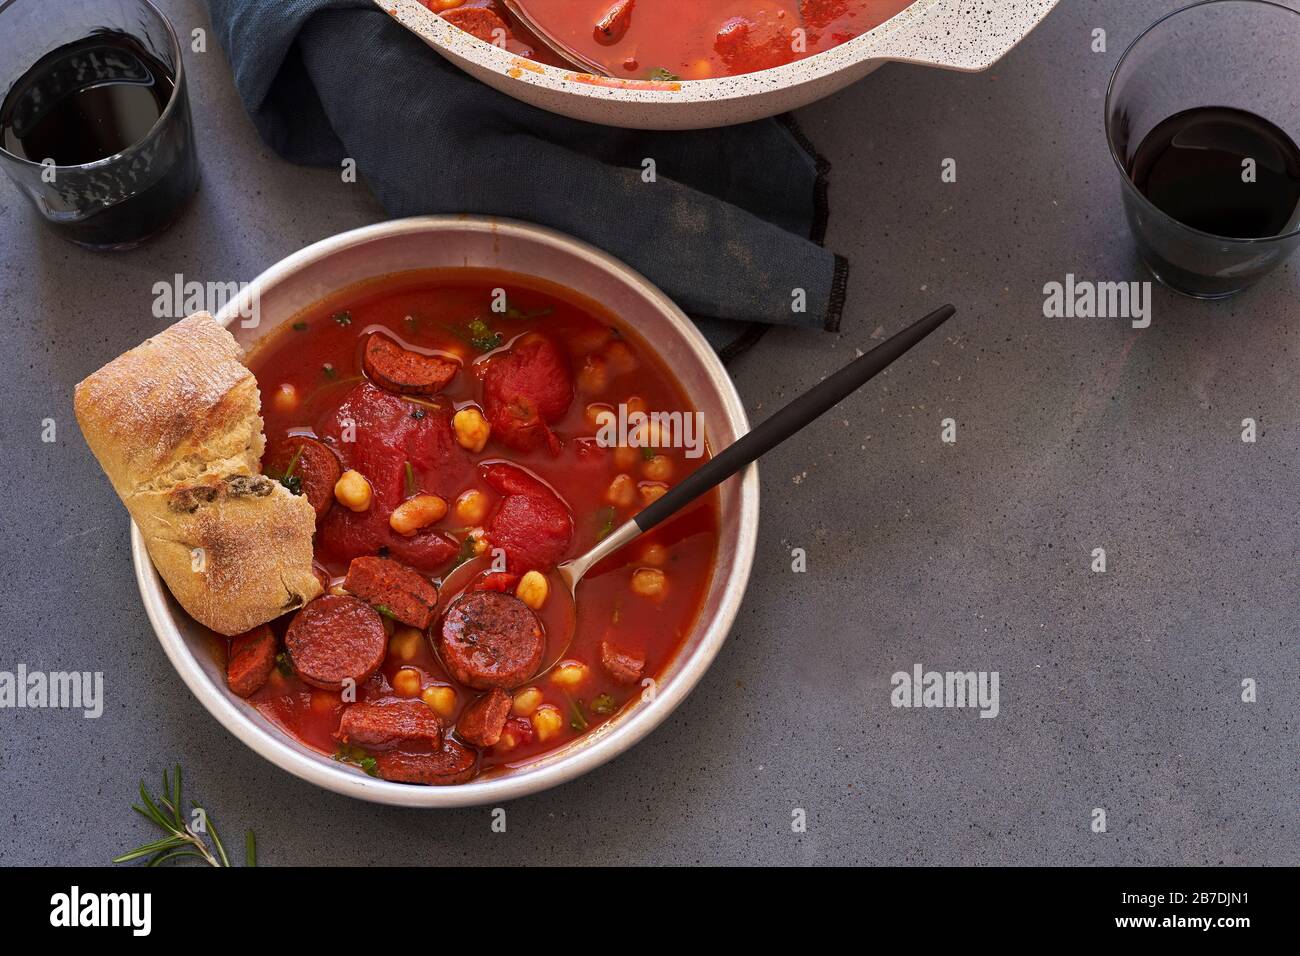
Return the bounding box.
[554,303,958,619]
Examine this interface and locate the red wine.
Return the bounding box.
[0,31,197,248]
[1128,106,1300,240]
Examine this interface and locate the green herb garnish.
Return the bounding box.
[112,764,256,867]
[565,694,588,732]
[594,506,616,541]
[332,311,352,326]
[275,652,294,678]
[467,317,503,352]
[292,321,308,331]
[403,461,417,497]
[322,363,337,379]
[591,694,616,715]
[373,603,397,620]
[640,446,656,461]
[449,534,479,571]
[272,445,305,497]
[647,67,680,82]
[334,746,379,777]
[505,305,554,321]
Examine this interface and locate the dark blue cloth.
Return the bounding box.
[206,0,848,357]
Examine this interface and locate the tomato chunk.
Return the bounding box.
[482,463,573,572]
[482,334,573,454]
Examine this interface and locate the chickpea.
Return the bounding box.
[392,667,422,697]
[496,728,519,750]
[585,403,616,432]
[550,661,589,688]
[334,469,373,512]
[310,690,340,713]
[469,530,490,555]
[606,473,636,508]
[604,340,638,375]
[642,454,673,482]
[421,684,457,718]
[389,626,423,662]
[390,493,447,535]
[455,489,490,525]
[577,355,609,394]
[613,445,639,470]
[639,481,668,505]
[516,570,549,610]
[532,703,564,742]
[512,686,543,717]
[272,382,298,413]
[452,406,491,453]
[640,543,668,567]
[631,568,667,599]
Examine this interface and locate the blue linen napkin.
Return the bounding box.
[206,0,848,358]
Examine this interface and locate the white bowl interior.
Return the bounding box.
[133,216,758,807]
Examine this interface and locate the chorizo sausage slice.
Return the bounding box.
[285,594,387,691]
[363,333,458,396]
[438,591,544,690]
[226,625,278,698]
[599,640,644,685]
[344,556,439,630]
[374,742,478,786]
[335,700,442,751]
[456,687,512,748]
[265,435,341,518]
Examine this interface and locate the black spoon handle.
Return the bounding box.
[634,304,957,532]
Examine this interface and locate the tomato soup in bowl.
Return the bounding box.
[132,217,758,806]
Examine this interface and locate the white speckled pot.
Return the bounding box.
[377,0,1060,129]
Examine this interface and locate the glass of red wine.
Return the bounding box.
[1106,0,1300,299]
[0,0,198,250]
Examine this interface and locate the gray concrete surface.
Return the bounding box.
[1,0,1296,866]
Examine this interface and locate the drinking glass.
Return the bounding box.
[0,0,198,250]
[1105,0,1300,298]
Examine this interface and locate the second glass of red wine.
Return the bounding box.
[0,0,198,250]
[1106,0,1300,299]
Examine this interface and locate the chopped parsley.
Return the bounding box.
[272,445,304,497]
[505,305,554,321]
[641,445,656,461]
[467,317,503,352]
[333,745,378,777]
[647,67,680,82]
[594,506,616,541]
[291,321,308,331]
[403,461,417,497]
[322,363,337,379]
[591,694,616,715]
[373,604,397,620]
[332,311,352,326]
[274,652,295,678]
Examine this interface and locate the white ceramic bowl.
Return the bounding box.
[133,216,759,807]
[381,0,1061,129]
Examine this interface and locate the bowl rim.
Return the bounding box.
[131,215,760,808]
[383,0,941,105]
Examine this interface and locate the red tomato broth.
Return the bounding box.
[234,269,719,781]
[424,0,915,80]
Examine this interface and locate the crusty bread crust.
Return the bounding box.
[75,313,322,635]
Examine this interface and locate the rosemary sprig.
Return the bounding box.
[113,765,256,867]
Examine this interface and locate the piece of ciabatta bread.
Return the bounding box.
[75,313,322,636]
